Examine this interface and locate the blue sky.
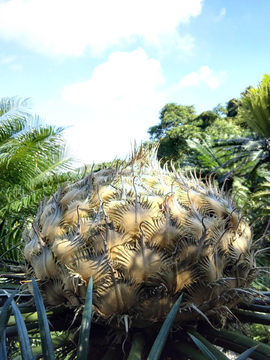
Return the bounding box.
[0,0,269,165]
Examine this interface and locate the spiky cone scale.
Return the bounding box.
[23,145,257,329]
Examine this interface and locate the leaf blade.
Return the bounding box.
[11,300,34,360]
[147,294,183,360]
[235,346,258,360]
[77,277,93,360]
[188,333,219,360]
[0,290,16,344]
[32,278,55,360]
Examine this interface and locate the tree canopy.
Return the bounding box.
[147,73,270,242]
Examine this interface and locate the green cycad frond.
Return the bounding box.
[186,135,225,171]
[0,97,74,189]
[0,97,31,141]
[238,73,270,137]
[0,123,72,183]
[0,97,76,266]
[252,178,270,216]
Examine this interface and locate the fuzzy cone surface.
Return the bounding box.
[23,145,256,328]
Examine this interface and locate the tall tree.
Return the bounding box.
[147,102,244,164]
[148,103,206,163]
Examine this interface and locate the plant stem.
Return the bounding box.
[127,332,145,360]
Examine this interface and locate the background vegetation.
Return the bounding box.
[148,75,270,250]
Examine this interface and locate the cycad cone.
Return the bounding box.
[24,145,256,328]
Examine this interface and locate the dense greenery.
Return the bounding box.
[148,74,270,245]
[0,97,75,263]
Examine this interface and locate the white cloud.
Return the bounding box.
[62,48,166,164]
[177,66,226,90]
[215,8,226,22]
[0,0,202,56]
[0,54,22,71]
[0,54,17,65]
[63,48,164,107]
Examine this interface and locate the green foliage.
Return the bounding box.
[246,323,270,345]
[189,330,258,360]
[147,294,182,360]
[207,118,249,139]
[148,102,247,165]
[148,103,199,162]
[77,278,93,360]
[11,301,34,360]
[32,278,55,359]
[148,103,197,140]
[2,280,270,360]
[0,97,76,264]
[226,98,240,118]
[146,74,270,244]
[238,73,270,136]
[188,332,226,360]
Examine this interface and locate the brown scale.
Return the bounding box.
[106,201,156,234]
[31,247,58,279]
[112,245,167,283]
[146,258,198,294]
[68,251,111,286]
[138,295,178,323]
[89,227,130,254]
[95,280,140,317]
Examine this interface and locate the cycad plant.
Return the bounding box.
[0,97,74,264]
[212,74,270,181]
[2,144,270,359]
[238,73,270,137]
[185,136,253,209]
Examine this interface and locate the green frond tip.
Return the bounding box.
[239,73,270,136]
[0,290,16,345]
[187,328,228,360]
[32,278,55,360]
[147,294,183,360]
[11,301,34,360]
[77,277,93,360]
[188,333,219,360]
[235,346,258,360]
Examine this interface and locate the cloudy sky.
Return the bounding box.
[0,0,269,165]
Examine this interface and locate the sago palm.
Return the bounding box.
[2,144,270,360]
[0,96,74,264]
[213,74,270,180]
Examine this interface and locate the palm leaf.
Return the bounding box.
[32,278,55,360]
[11,301,34,360]
[77,277,93,360]
[147,294,183,360]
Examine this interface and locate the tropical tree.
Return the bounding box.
[147,103,198,162]
[238,74,270,135]
[147,100,251,166]
[0,97,74,263]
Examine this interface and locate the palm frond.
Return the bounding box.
[238,74,270,137]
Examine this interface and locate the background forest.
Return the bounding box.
[148,74,270,251]
[1,74,270,359]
